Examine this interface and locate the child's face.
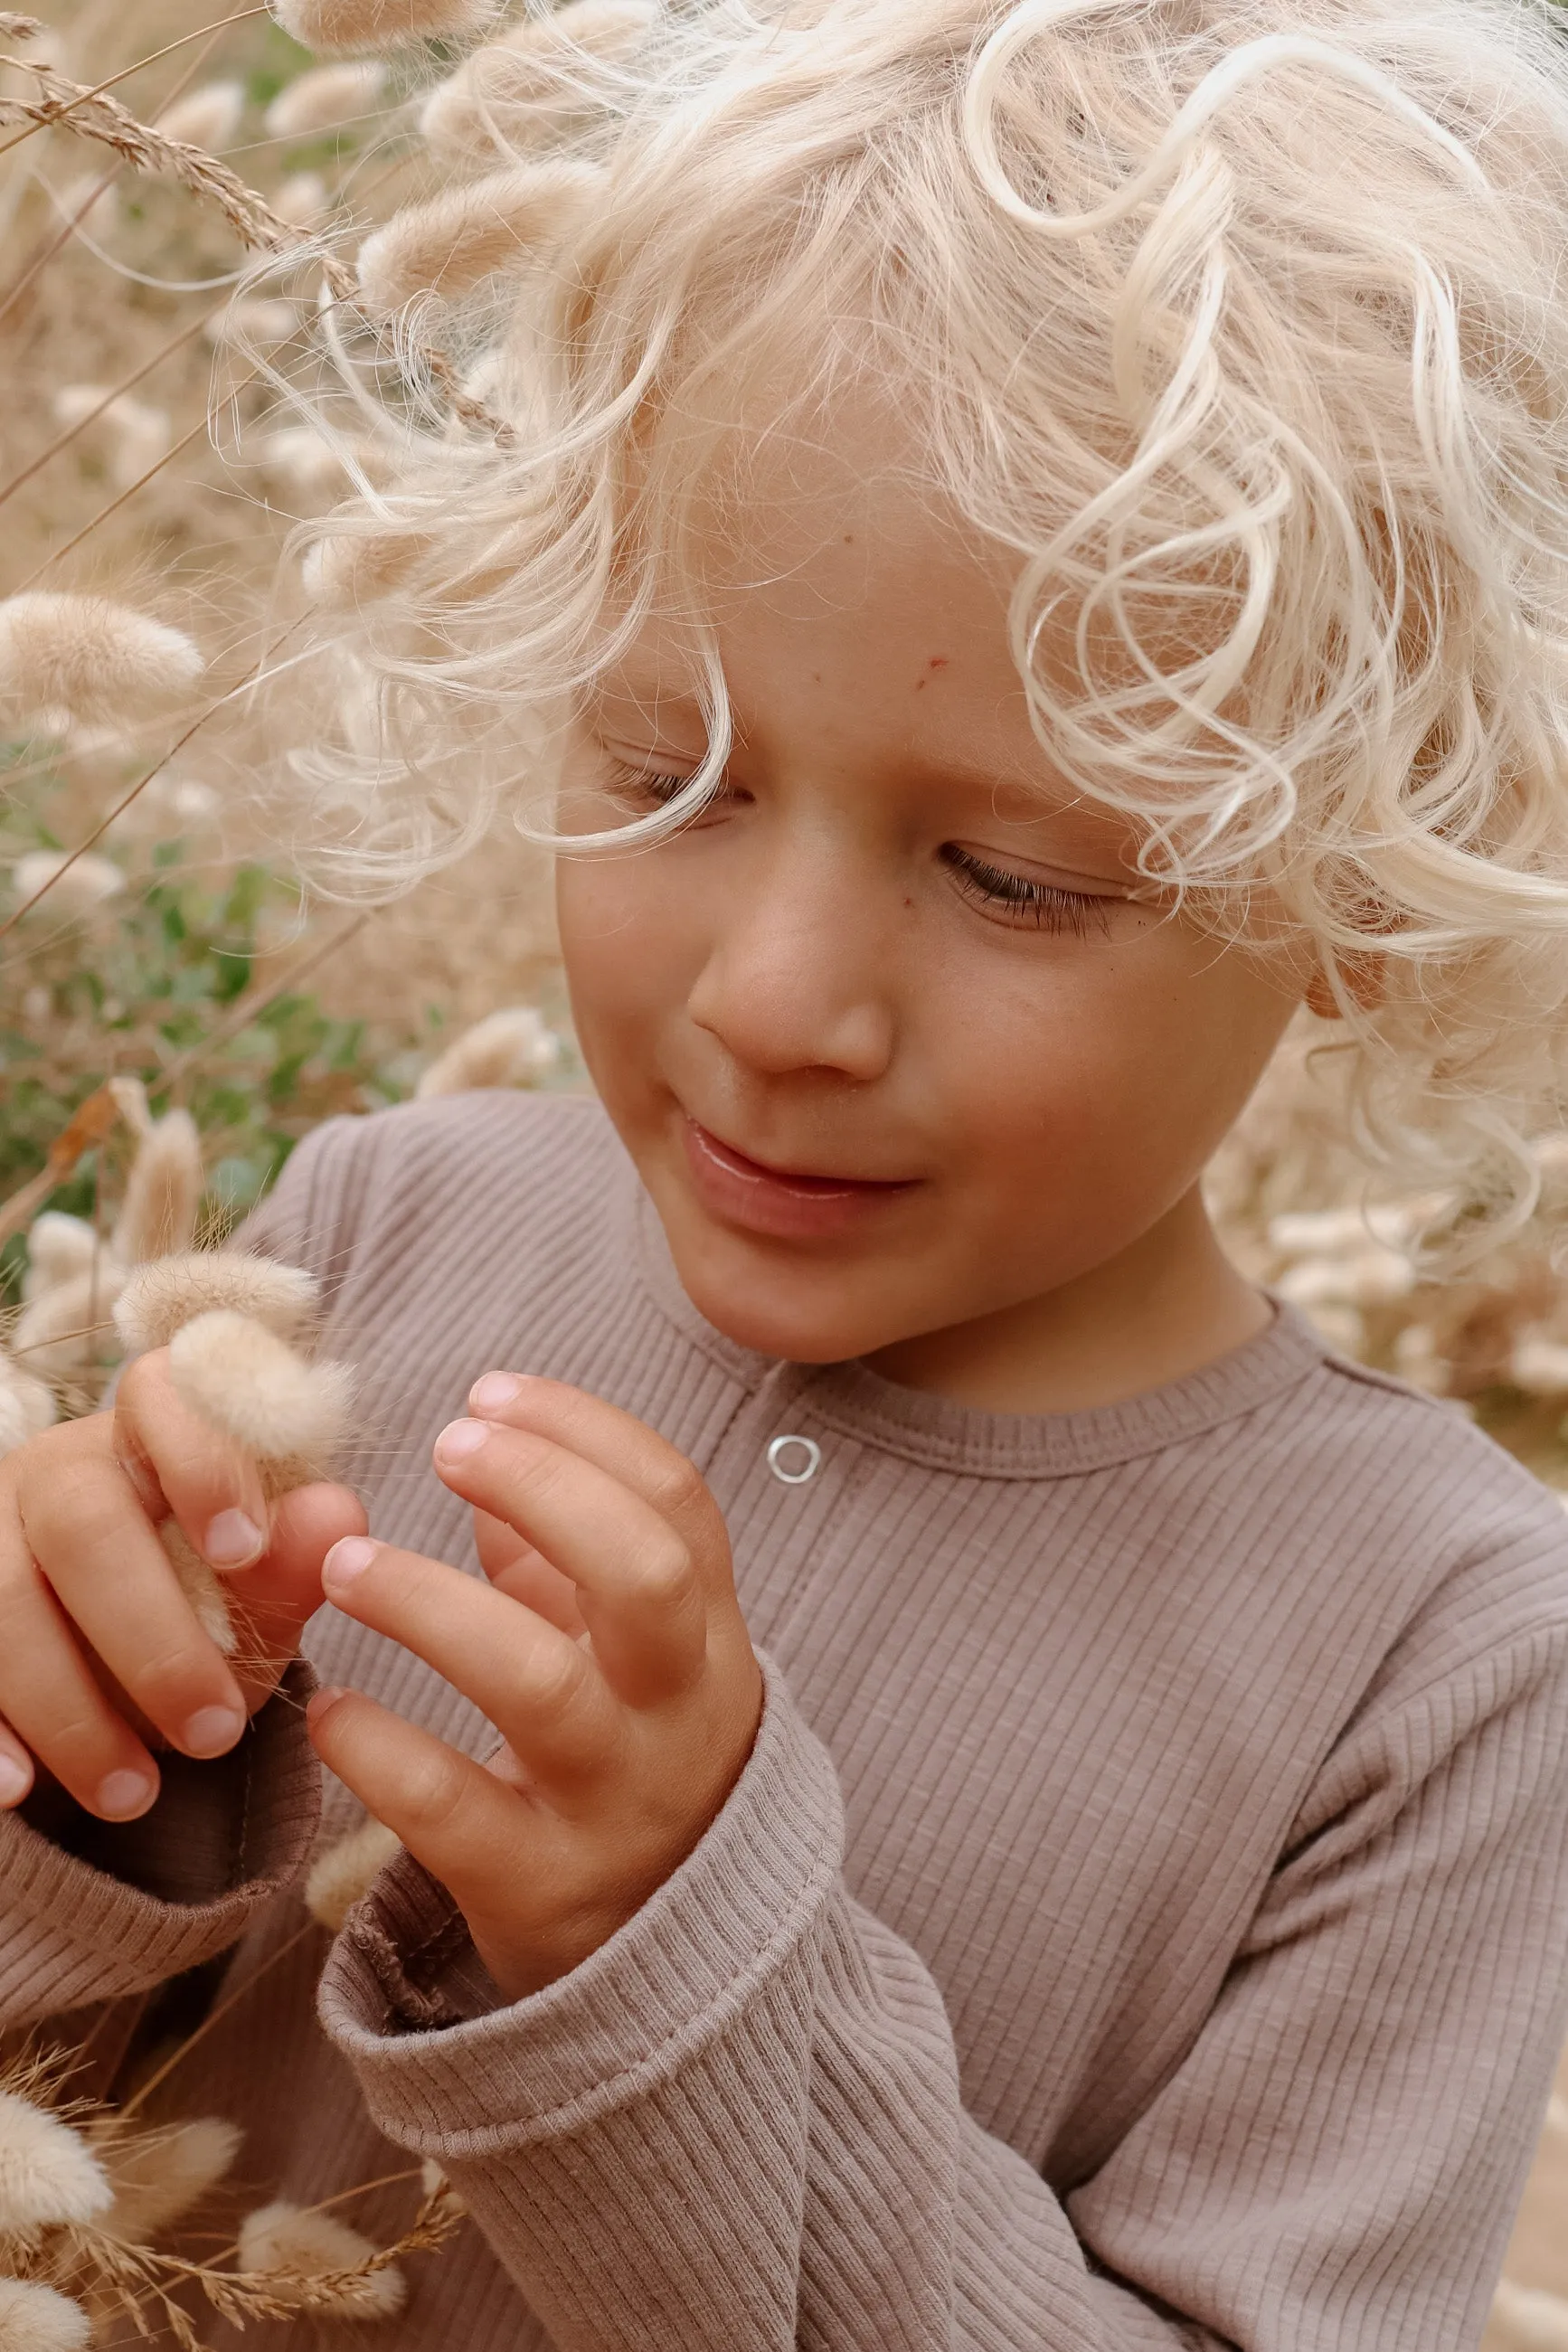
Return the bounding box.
[555,425,1303,1369]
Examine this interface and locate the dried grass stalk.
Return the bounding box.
[236,2201,406,2317]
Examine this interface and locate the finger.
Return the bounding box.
[473,1507,587,1638]
[0,1488,161,1818]
[227,1482,366,1710]
[117,1349,269,1573]
[15,1434,248,1763]
[306,1685,543,1926]
[432,1420,708,1703]
[320,1536,620,1782]
[0,1719,35,1809]
[468,1375,732,1592]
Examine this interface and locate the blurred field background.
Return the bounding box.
[0,2,1565,2339]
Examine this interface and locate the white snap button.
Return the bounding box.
[767,1433,822,1485]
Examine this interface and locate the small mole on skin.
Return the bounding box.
[928,655,949,669]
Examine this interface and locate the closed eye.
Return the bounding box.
[940,845,1116,936]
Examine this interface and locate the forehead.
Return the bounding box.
[607,405,1053,785]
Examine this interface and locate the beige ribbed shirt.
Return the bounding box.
[5,1091,1568,2351]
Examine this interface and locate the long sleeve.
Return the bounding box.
[316,1622,1568,2352]
[0,1667,319,2032]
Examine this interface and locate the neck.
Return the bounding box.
[863,1186,1271,1416]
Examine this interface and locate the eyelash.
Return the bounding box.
[938,845,1113,937]
[604,762,1112,937]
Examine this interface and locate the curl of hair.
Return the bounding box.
[278,0,1568,1247]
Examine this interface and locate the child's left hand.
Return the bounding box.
[306,1375,764,2002]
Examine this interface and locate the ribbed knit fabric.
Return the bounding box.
[4,1090,1568,2350]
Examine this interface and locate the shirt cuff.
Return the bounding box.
[0,1662,320,2021]
[317,1651,844,2156]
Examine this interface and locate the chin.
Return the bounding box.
[672,1250,883,1366]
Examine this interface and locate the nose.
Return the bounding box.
[685,832,896,1082]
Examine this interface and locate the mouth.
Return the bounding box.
[679,1116,920,1240]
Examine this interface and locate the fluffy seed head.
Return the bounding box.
[415,1006,559,1098]
[23,1212,99,1301]
[156,80,245,150]
[52,387,173,494]
[10,851,123,918]
[100,2117,242,2243]
[302,524,436,605]
[168,1312,353,1469]
[0,594,203,724]
[419,3,655,166]
[0,2281,92,2352]
[111,1111,203,1268]
[263,60,386,138]
[275,168,330,224]
[12,1263,127,1387]
[305,1815,402,1931]
[0,2093,113,2233]
[237,2201,407,2316]
[1492,2281,1568,2352]
[355,159,602,308]
[159,1520,238,1652]
[1510,1337,1568,1394]
[0,1352,57,1456]
[114,1252,320,1356]
[271,0,499,52]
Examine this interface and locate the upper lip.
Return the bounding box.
[687,1116,918,1189]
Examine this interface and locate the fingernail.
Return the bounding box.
[307,1685,348,1725]
[469,1371,521,1415]
[435,1419,489,1465]
[97,1768,156,1820]
[322,1536,378,1592]
[203,1509,264,1569]
[182,1704,246,1759]
[0,1750,31,1806]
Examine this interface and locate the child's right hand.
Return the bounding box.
[0,1347,365,1823]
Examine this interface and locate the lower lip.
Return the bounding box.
[680,1118,918,1241]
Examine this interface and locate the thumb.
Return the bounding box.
[229,1482,366,1713]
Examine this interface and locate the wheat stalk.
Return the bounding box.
[0,50,512,440]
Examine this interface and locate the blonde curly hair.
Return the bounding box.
[288,0,1568,1239]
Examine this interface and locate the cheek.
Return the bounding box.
[555,856,702,1072]
[936,932,1293,1214]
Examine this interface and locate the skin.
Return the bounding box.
[0,426,1314,2001]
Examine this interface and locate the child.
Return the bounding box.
[5,0,1568,2343]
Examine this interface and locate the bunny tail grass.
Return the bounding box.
[0,2090,112,2233]
[0,2279,91,2352]
[305,1816,402,1932]
[158,1521,239,1655]
[167,1312,353,1469]
[98,2116,242,2243]
[113,1252,320,1356]
[111,1111,203,1267]
[0,594,202,725]
[271,0,499,52]
[354,160,601,307]
[236,2202,407,2317]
